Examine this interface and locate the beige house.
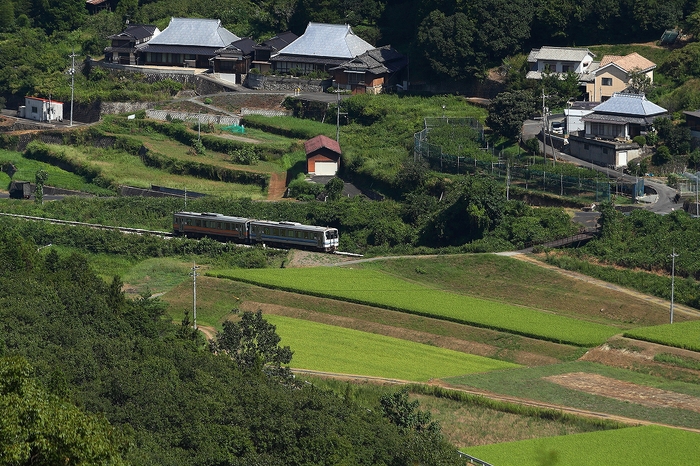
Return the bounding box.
[586,53,656,102]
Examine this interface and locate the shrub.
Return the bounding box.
[203,98,213,104]
[632,135,646,146]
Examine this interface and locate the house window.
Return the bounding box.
[31,106,38,114]
[347,72,363,85]
[602,77,613,86]
[562,64,571,73]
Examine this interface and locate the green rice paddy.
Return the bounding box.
[465,425,700,466]
[211,267,620,346]
[265,314,519,381]
[624,320,700,352]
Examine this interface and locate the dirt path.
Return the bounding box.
[266,172,287,200]
[507,253,700,319]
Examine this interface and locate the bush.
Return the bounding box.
[653,145,672,165]
[203,98,213,104]
[632,135,647,146]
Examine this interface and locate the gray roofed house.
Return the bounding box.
[330,45,408,94]
[270,23,375,74]
[136,17,240,69]
[211,37,258,83]
[568,93,667,168]
[526,46,596,82]
[252,31,299,73]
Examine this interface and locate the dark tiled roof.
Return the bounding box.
[305,135,341,155]
[256,31,298,53]
[230,37,257,55]
[108,24,159,41]
[331,45,407,74]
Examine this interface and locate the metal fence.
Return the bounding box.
[413,121,627,202]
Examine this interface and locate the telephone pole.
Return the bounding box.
[670,249,678,324]
[68,50,77,127]
[191,262,200,330]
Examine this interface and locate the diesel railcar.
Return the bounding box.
[172,212,339,252]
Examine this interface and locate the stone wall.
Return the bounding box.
[240,108,292,117]
[244,74,329,92]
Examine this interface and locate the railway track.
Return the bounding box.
[0,212,361,255]
[0,212,174,237]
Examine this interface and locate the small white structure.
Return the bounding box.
[21,96,63,122]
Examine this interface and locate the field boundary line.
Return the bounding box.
[292,369,700,434]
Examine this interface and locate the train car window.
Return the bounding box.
[217,222,222,229]
[264,227,270,234]
[196,220,201,227]
[273,228,278,236]
[304,232,308,239]
[289,230,295,237]
[313,233,318,240]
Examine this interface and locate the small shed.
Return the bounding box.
[21,96,63,122]
[305,135,341,176]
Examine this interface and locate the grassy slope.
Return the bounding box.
[0,149,114,195]
[265,314,519,381]
[466,425,700,466]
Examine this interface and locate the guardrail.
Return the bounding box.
[457,451,493,466]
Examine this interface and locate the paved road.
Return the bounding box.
[524,119,680,215]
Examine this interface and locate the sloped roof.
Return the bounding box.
[142,18,239,48]
[527,46,595,63]
[214,37,257,56]
[274,23,373,59]
[305,135,341,155]
[331,45,407,74]
[108,24,159,41]
[599,52,656,73]
[592,93,666,117]
[255,31,298,53]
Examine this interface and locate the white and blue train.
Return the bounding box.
[173,212,339,252]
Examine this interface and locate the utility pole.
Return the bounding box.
[670,249,678,324]
[335,90,346,142]
[69,52,76,123]
[69,49,76,127]
[191,262,200,330]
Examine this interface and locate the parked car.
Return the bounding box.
[551,121,564,134]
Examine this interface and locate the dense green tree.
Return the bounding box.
[0,0,15,31]
[213,310,294,381]
[417,11,478,78]
[0,356,129,466]
[324,176,345,201]
[487,90,537,140]
[468,0,533,66]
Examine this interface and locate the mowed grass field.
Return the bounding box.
[210,267,620,346]
[265,314,519,381]
[624,321,700,352]
[465,425,700,466]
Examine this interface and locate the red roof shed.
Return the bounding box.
[305,135,341,176]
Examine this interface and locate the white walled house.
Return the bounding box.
[19,96,63,122]
[526,47,596,79]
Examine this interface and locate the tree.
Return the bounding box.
[324,177,344,201]
[417,11,479,78]
[0,356,129,466]
[34,169,48,205]
[487,90,537,140]
[380,387,439,433]
[628,69,653,94]
[212,310,293,381]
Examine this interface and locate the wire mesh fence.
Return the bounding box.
[413,120,640,202]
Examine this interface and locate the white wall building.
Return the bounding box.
[20,96,63,122]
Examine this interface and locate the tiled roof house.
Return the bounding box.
[136,18,239,68]
[331,45,408,94]
[271,23,374,74]
[569,93,667,167]
[586,53,656,102]
[104,24,160,65]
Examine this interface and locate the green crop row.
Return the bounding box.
[211,268,620,347]
[624,321,700,352]
[265,314,518,381]
[465,425,700,466]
